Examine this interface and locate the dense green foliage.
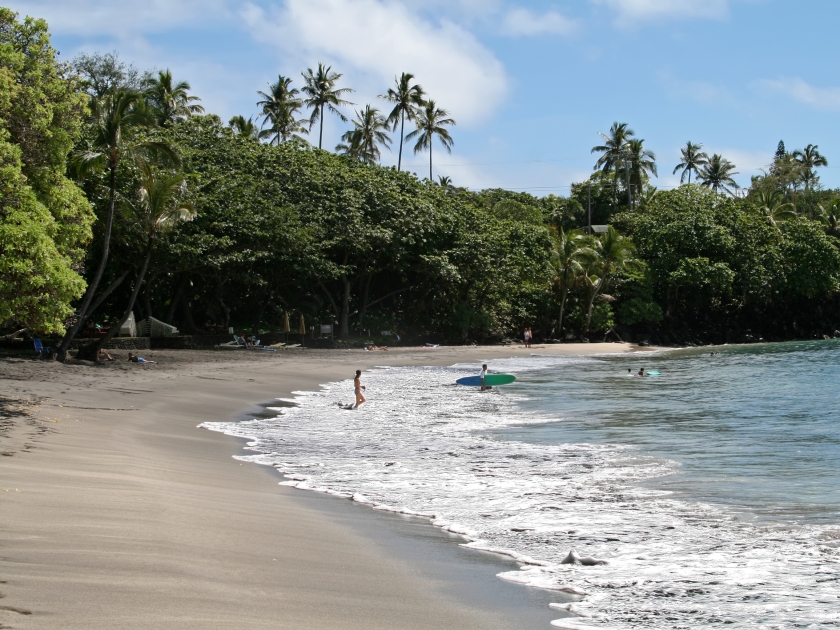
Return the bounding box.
[0,9,93,333]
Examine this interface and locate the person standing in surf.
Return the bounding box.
[353,370,366,408]
[480,364,490,391]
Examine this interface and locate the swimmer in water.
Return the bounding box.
[353,369,366,408]
[637,368,646,376]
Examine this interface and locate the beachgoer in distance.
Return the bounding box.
[128,353,156,364]
[98,348,115,361]
[480,363,490,391]
[637,368,646,376]
[353,370,366,408]
[524,327,532,348]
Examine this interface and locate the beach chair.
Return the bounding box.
[215,335,245,349]
[33,338,50,355]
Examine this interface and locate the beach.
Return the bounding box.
[0,343,644,630]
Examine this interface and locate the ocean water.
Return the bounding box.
[202,341,840,629]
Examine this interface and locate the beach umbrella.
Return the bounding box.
[299,314,305,335]
[283,311,290,333]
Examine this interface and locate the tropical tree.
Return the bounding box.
[336,105,391,164]
[580,225,636,331]
[81,160,195,360]
[753,189,796,230]
[143,69,204,127]
[228,115,261,139]
[379,72,425,170]
[301,63,354,149]
[405,100,455,180]
[549,228,589,336]
[592,122,634,208]
[625,138,657,207]
[55,90,176,361]
[672,141,708,184]
[792,144,828,193]
[257,75,308,145]
[698,154,739,195]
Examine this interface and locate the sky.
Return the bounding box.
[11,0,840,195]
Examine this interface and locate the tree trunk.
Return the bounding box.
[319,104,324,149]
[252,288,273,335]
[429,139,433,180]
[143,271,158,321]
[85,269,129,323]
[398,111,404,171]
[55,163,118,361]
[78,241,152,362]
[358,274,373,330]
[165,276,188,324]
[558,287,568,337]
[339,274,351,338]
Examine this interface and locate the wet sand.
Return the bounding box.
[0,343,650,629]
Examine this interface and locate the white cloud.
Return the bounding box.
[241,0,508,126]
[501,8,577,37]
[594,0,729,23]
[755,77,840,112]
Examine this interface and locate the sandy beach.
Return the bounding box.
[0,343,650,629]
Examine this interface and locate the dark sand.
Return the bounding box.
[0,343,650,629]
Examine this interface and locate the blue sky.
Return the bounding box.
[11,0,840,195]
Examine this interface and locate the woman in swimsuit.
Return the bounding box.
[354,369,366,408]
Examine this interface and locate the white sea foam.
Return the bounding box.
[201,357,840,628]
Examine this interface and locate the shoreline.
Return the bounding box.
[0,343,649,629]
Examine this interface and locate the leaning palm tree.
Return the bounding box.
[55,90,176,361]
[336,106,391,164]
[82,160,196,361]
[143,69,204,127]
[379,72,425,170]
[580,226,637,332]
[672,141,708,184]
[792,144,828,194]
[625,138,657,207]
[698,154,739,195]
[228,115,261,139]
[405,100,455,180]
[257,75,308,145]
[301,63,354,149]
[592,122,634,208]
[550,228,590,336]
[753,189,796,230]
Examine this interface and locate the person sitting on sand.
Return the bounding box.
[128,353,156,364]
[98,348,115,361]
[365,345,388,351]
[353,370,366,408]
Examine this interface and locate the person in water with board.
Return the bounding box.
[480,364,490,391]
[353,369,366,408]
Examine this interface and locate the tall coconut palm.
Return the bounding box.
[143,69,204,127]
[55,90,175,361]
[379,72,425,170]
[753,189,796,230]
[698,154,739,195]
[405,100,455,180]
[592,122,634,208]
[257,75,308,145]
[580,225,637,332]
[301,63,354,149]
[83,160,195,360]
[625,138,657,207]
[672,141,708,184]
[228,115,261,139]
[550,228,590,336]
[793,144,828,193]
[336,106,391,164]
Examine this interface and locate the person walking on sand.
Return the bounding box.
[524,327,532,348]
[353,370,366,408]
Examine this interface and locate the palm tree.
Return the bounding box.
[228,115,261,139]
[792,144,828,194]
[672,141,708,184]
[379,72,425,170]
[753,189,796,229]
[301,63,354,149]
[592,122,634,208]
[550,228,589,336]
[638,186,658,210]
[257,76,308,145]
[143,69,204,127]
[625,138,657,207]
[580,226,637,332]
[84,160,195,360]
[405,100,455,180]
[55,90,175,361]
[698,154,739,195]
[336,106,391,164]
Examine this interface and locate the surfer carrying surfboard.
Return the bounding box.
[480,364,489,391]
[354,370,366,408]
